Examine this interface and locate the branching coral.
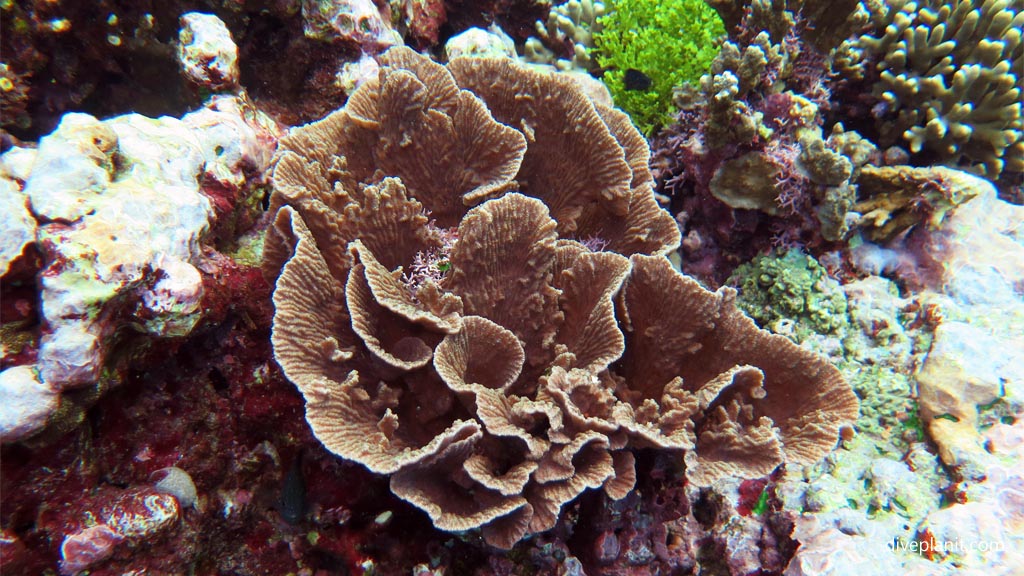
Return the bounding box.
[523,0,606,71]
[707,0,868,52]
[835,0,1024,178]
[266,46,857,549]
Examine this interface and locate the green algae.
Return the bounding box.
[225,226,266,268]
[752,487,770,516]
[0,318,35,358]
[593,0,724,134]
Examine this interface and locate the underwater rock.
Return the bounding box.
[0,173,35,278]
[59,524,123,576]
[1,94,279,441]
[913,421,1024,572]
[57,487,180,575]
[301,0,400,50]
[333,52,381,95]
[177,12,240,92]
[917,321,1021,473]
[0,365,59,443]
[400,0,447,49]
[26,111,211,388]
[784,509,938,576]
[902,173,1024,473]
[444,26,517,60]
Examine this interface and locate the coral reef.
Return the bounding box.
[706,0,869,53]
[266,46,857,548]
[769,170,1024,575]
[653,15,873,283]
[593,0,725,134]
[4,0,1019,572]
[835,0,1024,179]
[0,1,401,139]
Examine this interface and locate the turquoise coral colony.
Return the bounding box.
[0,0,1022,575]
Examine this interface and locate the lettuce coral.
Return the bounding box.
[266,46,857,549]
[593,0,724,134]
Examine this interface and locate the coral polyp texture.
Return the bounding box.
[266,46,858,548]
[836,0,1024,178]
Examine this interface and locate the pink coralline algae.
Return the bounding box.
[59,524,123,575]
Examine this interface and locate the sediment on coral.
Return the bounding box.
[266,46,858,548]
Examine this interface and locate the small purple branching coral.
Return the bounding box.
[769,222,804,252]
[764,139,808,214]
[579,235,610,252]
[401,217,458,302]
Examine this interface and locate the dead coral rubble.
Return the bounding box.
[266,46,857,549]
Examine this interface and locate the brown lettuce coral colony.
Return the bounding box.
[264,46,858,548]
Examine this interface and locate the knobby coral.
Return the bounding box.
[266,46,857,548]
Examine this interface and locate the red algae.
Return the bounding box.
[737,479,769,517]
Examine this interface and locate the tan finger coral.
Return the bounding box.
[268,46,855,549]
[836,0,1023,178]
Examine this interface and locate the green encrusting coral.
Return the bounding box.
[593,0,724,134]
[729,249,849,338]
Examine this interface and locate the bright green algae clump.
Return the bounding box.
[593,0,724,134]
